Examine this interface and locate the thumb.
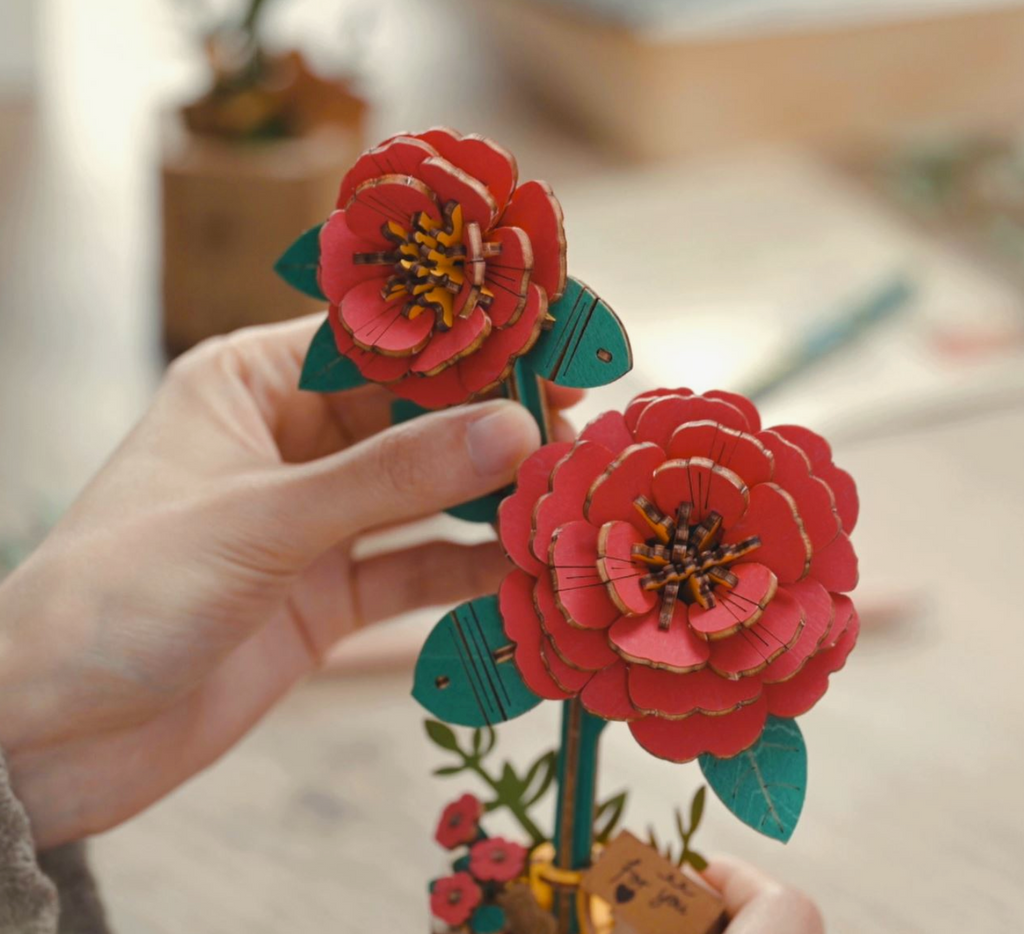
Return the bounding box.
[265,399,541,562]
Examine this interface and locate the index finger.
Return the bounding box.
[231,314,586,461]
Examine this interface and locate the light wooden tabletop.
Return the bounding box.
[2,2,1023,932]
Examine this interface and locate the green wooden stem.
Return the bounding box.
[552,700,606,934]
[463,758,546,847]
[510,358,550,444]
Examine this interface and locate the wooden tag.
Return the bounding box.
[581,832,726,934]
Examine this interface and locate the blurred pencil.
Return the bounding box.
[744,275,914,402]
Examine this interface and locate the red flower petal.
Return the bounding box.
[704,390,761,433]
[760,579,834,683]
[596,520,658,616]
[774,424,858,533]
[536,574,619,671]
[388,366,469,409]
[337,136,437,208]
[318,211,390,304]
[629,696,769,762]
[482,226,533,327]
[624,388,692,434]
[499,569,571,701]
[651,457,749,528]
[458,282,547,396]
[411,307,491,376]
[542,637,592,693]
[823,593,856,648]
[499,180,567,301]
[764,606,860,718]
[609,603,711,673]
[580,660,639,721]
[579,411,635,455]
[550,521,620,630]
[339,280,434,356]
[708,586,804,678]
[634,394,750,450]
[418,156,498,231]
[343,175,440,242]
[531,441,616,565]
[328,307,412,383]
[628,666,763,718]
[809,531,859,592]
[667,422,773,488]
[416,128,519,211]
[498,442,573,576]
[724,483,811,584]
[819,464,859,533]
[757,430,840,552]
[585,443,666,534]
[688,562,778,639]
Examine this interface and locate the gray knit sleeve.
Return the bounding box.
[0,752,109,934]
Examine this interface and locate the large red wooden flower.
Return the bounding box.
[497,388,860,762]
[318,127,566,409]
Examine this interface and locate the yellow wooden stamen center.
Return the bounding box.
[354,201,497,331]
[630,496,761,629]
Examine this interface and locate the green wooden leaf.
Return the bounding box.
[525,276,632,388]
[594,790,628,844]
[690,785,706,835]
[412,595,542,727]
[298,319,368,392]
[432,765,464,777]
[522,750,557,807]
[424,719,461,752]
[391,400,507,523]
[699,716,807,843]
[684,850,709,872]
[274,223,328,300]
[471,905,506,934]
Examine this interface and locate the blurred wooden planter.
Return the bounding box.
[161,120,362,355]
[475,0,1024,161]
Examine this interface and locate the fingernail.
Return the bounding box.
[466,402,541,477]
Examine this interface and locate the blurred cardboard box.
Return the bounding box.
[475,0,1024,160]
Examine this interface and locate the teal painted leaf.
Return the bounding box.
[412,595,541,727]
[470,905,506,934]
[274,223,327,300]
[526,276,632,388]
[699,716,807,843]
[391,400,507,523]
[299,319,367,392]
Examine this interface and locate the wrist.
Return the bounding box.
[0,557,72,758]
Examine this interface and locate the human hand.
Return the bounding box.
[704,856,824,933]
[0,315,582,849]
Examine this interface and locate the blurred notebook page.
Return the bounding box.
[557,149,1024,439]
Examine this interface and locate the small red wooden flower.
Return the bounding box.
[319,127,567,409]
[497,388,861,762]
[469,837,528,883]
[435,793,484,850]
[430,872,483,926]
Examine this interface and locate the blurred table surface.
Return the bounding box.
[1,1,1023,932]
